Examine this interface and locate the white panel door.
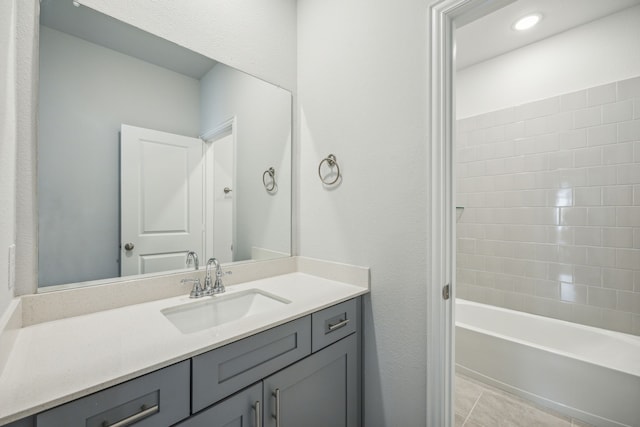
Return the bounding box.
[212,134,234,263]
[120,124,203,276]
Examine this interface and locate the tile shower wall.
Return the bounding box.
[456,75,640,336]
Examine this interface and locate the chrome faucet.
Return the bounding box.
[186,251,199,270]
[205,257,230,295]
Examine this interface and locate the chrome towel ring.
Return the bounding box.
[318,154,341,186]
[263,167,276,192]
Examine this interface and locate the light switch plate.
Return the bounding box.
[8,244,15,290]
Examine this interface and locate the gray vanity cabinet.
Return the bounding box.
[175,382,262,427]
[263,333,359,427]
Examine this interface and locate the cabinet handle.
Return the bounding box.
[328,318,350,331]
[254,400,261,427]
[102,404,158,427]
[272,389,281,427]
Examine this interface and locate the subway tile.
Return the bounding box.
[548,263,573,282]
[466,160,486,177]
[616,207,640,226]
[485,158,506,175]
[618,119,640,143]
[560,207,587,226]
[560,282,587,304]
[602,228,633,249]
[456,146,476,163]
[525,260,550,279]
[457,268,477,285]
[602,186,632,206]
[634,99,640,120]
[617,291,640,314]
[483,192,505,207]
[587,286,617,309]
[587,207,616,226]
[587,123,617,146]
[573,146,602,168]
[547,111,574,133]
[616,164,640,185]
[587,82,616,106]
[476,271,496,288]
[484,256,504,274]
[524,117,548,137]
[547,188,572,207]
[574,187,601,206]
[586,247,616,267]
[572,304,603,327]
[573,106,601,129]
[558,245,587,265]
[503,156,525,174]
[547,226,573,245]
[468,129,486,145]
[548,151,573,170]
[494,274,515,291]
[517,134,559,155]
[635,185,640,205]
[602,100,634,124]
[634,314,640,335]
[504,121,525,140]
[458,238,476,254]
[517,96,561,120]
[522,154,547,172]
[574,227,601,246]
[534,279,560,299]
[465,193,484,208]
[559,129,587,150]
[603,142,633,165]
[602,267,634,291]
[485,125,506,143]
[601,309,633,333]
[458,253,485,270]
[635,141,640,163]
[513,277,536,295]
[636,271,640,292]
[477,111,499,129]
[556,168,588,188]
[587,166,617,186]
[457,116,477,133]
[560,90,587,111]
[535,244,559,262]
[616,75,640,100]
[616,249,640,270]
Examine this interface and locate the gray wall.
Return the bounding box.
[38,26,199,286]
[200,63,291,261]
[0,0,18,313]
[298,0,431,425]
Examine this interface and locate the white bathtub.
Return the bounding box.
[455,299,640,427]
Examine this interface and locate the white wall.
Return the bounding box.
[77,0,297,91]
[298,0,432,425]
[38,27,200,286]
[457,5,640,118]
[0,0,18,314]
[200,63,292,261]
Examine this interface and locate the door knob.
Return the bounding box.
[224,187,232,194]
[124,243,135,251]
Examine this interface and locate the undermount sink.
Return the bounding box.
[162,289,291,334]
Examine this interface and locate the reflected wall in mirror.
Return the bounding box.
[37,0,292,289]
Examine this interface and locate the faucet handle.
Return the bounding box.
[181,278,205,299]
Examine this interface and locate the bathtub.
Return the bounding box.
[455,299,640,427]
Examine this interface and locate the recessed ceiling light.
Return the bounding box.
[513,13,542,31]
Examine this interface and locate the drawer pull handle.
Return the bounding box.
[272,389,281,427]
[328,318,350,331]
[102,404,159,427]
[254,400,261,427]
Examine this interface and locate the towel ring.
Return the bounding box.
[318,154,341,186]
[262,167,276,191]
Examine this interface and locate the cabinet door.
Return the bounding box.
[175,382,262,427]
[263,333,359,427]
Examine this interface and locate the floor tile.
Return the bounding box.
[455,375,484,417]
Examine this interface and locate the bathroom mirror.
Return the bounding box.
[37,0,292,289]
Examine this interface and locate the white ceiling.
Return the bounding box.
[40,0,217,79]
[456,0,640,70]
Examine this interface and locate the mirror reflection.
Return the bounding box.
[38,0,292,288]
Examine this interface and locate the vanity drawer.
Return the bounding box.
[36,360,190,427]
[311,298,358,352]
[191,316,311,413]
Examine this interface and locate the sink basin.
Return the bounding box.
[162,289,291,334]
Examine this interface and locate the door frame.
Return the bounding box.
[202,116,238,263]
[426,0,514,425]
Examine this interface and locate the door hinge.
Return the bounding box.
[442,283,450,300]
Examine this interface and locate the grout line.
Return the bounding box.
[462,392,483,427]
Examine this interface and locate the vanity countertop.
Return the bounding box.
[0,271,368,425]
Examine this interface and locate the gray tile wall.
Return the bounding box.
[456,75,640,336]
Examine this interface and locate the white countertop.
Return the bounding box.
[0,272,368,425]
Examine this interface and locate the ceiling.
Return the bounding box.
[40,0,217,79]
[456,0,640,70]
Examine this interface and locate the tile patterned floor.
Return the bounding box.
[454,374,594,427]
